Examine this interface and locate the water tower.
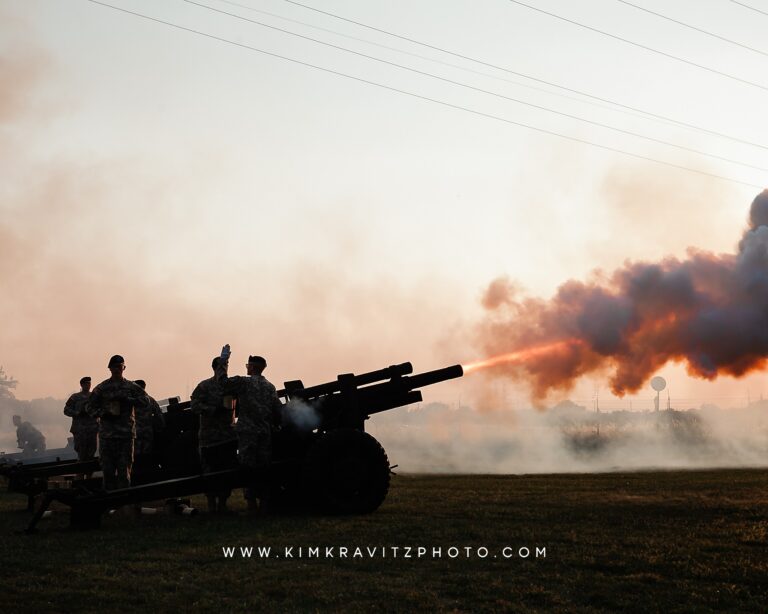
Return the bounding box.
[651,376,666,412]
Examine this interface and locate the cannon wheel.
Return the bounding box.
[303,429,390,514]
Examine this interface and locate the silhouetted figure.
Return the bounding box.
[64,376,98,463]
[191,356,236,513]
[216,347,282,515]
[87,355,147,490]
[131,379,165,485]
[12,414,46,455]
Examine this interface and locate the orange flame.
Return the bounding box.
[463,339,582,374]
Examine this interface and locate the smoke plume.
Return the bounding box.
[367,401,768,474]
[474,191,768,400]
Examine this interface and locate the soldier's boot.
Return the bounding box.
[217,496,229,514]
[206,496,217,513]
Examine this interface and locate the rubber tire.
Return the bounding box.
[303,429,390,514]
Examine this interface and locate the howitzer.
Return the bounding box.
[270,362,463,515]
[24,361,462,532]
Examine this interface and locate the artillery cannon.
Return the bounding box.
[272,362,463,513]
[24,361,462,531]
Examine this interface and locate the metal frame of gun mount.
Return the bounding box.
[1,397,193,512]
[22,362,463,532]
[1,444,82,510]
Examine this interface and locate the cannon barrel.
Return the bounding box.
[279,362,413,398]
[402,364,463,390]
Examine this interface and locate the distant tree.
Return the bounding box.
[0,365,18,401]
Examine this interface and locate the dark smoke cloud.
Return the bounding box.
[475,191,768,400]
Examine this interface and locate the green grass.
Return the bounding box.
[1,470,767,612]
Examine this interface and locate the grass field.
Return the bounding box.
[1,469,766,612]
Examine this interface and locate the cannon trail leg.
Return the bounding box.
[24,493,53,534]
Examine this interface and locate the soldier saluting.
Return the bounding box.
[215,345,283,514]
[63,376,98,463]
[87,355,148,490]
[191,356,236,513]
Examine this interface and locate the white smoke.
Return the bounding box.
[366,402,768,473]
[282,398,322,431]
[0,395,71,453]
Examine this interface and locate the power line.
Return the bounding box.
[83,0,764,189]
[279,0,768,151]
[212,0,664,125]
[507,0,768,93]
[615,0,768,58]
[731,0,768,18]
[185,0,768,172]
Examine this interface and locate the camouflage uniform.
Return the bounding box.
[87,377,147,490]
[191,376,236,453]
[63,391,98,461]
[133,394,164,484]
[134,394,164,457]
[16,421,46,454]
[217,371,282,506]
[191,376,236,501]
[218,374,282,469]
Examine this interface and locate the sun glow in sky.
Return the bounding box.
[2,0,767,409]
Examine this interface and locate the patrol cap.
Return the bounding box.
[108,355,125,368]
[248,355,266,366]
[79,376,91,386]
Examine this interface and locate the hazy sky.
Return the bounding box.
[2,0,767,408]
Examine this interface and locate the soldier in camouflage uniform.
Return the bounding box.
[12,415,46,455]
[191,356,236,513]
[87,355,148,490]
[132,379,165,485]
[63,376,98,463]
[216,347,282,514]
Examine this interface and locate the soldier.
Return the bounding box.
[87,355,147,490]
[12,415,46,455]
[216,346,282,514]
[63,376,98,464]
[191,356,236,513]
[132,379,165,485]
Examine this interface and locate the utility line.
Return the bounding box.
[212,0,659,124]
[83,0,764,189]
[186,0,768,172]
[615,0,768,58]
[730,0,768,18]
[280,0,768,151]
[507,0,768,92]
